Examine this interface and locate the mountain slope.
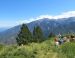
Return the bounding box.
[0,25,21,44]
[0,17,75,44]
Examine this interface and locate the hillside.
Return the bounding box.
[1,17,75,44]
[0,37,75,58]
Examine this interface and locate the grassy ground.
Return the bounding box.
[0,37,75,58]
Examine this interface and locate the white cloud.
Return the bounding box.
[19,11,75,24]
[17,18,35,24]
[0,11,75,28]
[54,11,75,19]
[36,11,75,19]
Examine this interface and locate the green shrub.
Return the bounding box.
[0,44,4,51]
[2,38,75,58]
[61,42,75,58]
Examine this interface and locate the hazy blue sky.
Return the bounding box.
[0,0,75,28]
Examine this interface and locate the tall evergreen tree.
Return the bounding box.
[16,24,32,46]
[48,32,55,38]
[33,26,44,42]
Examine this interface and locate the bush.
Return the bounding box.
[60,42,75,58]
[0,44,4,51]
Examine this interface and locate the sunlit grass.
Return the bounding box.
[0,37,75,58]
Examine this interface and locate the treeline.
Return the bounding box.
[16,24,46,46]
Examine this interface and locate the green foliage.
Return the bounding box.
[16,24,45,46]
[0,38,57,58]
[0,44,4,51]
[33,26,44,43]
[48,32,55,38]
[60,42,75,58]
[1,37,75,58]
[16,24,33,45]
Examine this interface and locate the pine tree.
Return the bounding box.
[33,26,44,42]
[48,32,55,38]
[16,24,32,46]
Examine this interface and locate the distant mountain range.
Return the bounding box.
[0,17,75,45]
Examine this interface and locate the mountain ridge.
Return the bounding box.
[0,17,75,45]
